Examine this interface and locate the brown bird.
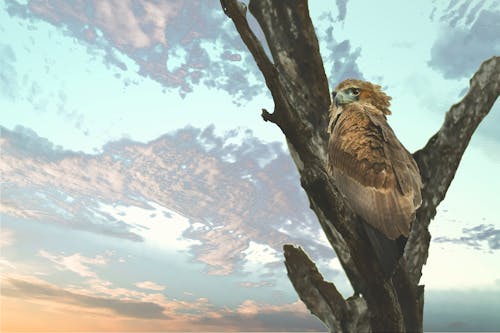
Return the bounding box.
[327,79,422,274]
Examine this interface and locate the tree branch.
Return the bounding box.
[248,0,331,129]
[284,245,349,332]
[407,56,500,284]
[220,0,285,124]
[284,245,370,333]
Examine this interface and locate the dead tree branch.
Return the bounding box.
[408,56,500,284]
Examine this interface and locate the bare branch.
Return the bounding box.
[220,0,287,124]
[284,245,369,332]
[249,0,331,128]
[407,56,500,283]
[220,0,274,87]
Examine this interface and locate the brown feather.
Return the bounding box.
[328,100,422,240]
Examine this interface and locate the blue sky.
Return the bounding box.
[1,0,499,331]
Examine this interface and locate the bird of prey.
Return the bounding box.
[327,79,422,274]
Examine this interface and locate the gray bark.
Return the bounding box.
[220,0,500,331]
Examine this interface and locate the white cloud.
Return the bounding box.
[0,257,16,269]
[242,241,280,270]
[135,281,166,291]
[236,299,307,316]
[98,201,200,252]
[38,250,107,278]
[0,228,15,247]
[166,45,187,72]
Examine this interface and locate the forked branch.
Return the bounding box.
[407,56,500,284]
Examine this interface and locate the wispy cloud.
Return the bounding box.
[0,228,15,247]
[6,0,264,102]
[97,201,200,252]
[0,257,16,269]
[1,274,324,331]
[0,43,18,101]
[428,3,500,79]
[0,228,16,271]
[433,224,500,251]
[2,276,168,319]
[192,299,325,331]
[1,123,334,329]
[2,125,334,277]
[135,281,166,291]
[38,250,107,278]
[430,0,497,27]
[315,12,364,87]
[240,280,275,288]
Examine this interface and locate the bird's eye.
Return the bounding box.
[351,88,360,96]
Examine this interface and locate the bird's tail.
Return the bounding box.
[363,222,407,278]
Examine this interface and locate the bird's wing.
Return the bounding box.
[328,103,422,239]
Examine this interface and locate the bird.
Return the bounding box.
[327,79,422,276]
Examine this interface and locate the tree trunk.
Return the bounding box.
[220,0,500,331]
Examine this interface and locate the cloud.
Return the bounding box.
[2,274,324,331]
[192,300,325,331]
[431,0,496,27]
[38,250,107,278]
[2,125,334,277]
[329,40,363,85]
[4,274,500,331]
[428,10,500,79]
[315,12,364,87]
[97,201,200,252]
[0,226,17,271]
[2,276,168,319]
[6,0,264,102]
[0,228,15,247]
[0,43,18,101]
[0,257,16,269]
[433,224,500,251]
[135,281,166,291]
[240,280,275,288]
[334,0,348,21]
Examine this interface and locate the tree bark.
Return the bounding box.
[220,0,500,331]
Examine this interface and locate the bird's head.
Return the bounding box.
[332,79,392,115]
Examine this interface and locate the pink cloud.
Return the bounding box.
[5,0,263,100]
[2,126,330,276]
[29,0,181,49]
[1,272,324,331]
[38,250,107,278]
[135,281,166,291]
[0,228,15,247]
[236,299,308,316]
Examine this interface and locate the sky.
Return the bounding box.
[0,0,499,331]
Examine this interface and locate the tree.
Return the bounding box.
[220,0,500,332]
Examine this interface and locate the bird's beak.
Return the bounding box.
[334,90,346,108]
